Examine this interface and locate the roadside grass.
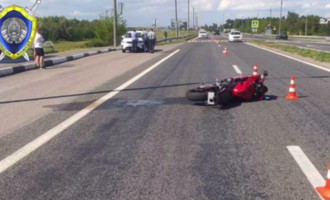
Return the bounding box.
[27,40,90,56]
[251,40,330,63]
[48,41,89,53]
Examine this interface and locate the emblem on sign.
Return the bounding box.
[0,0,42,61]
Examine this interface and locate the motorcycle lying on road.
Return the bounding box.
[186,71,269,107]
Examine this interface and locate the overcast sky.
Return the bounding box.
[1,0,330,27]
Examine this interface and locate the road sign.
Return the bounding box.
[251,20,259,29]
[252,28,258,33]
[273,26,277,31]
[320,18,329,25]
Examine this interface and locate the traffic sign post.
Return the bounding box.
[251,20,259,33]
[251,20,259,29]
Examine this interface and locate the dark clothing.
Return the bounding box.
[143,39,149,52]
[35,48,44,56]
[148,39,155,53]
[132,39,138,52]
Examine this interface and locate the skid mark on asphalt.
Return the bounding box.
[0,49,181,174]
[287,146,325,199]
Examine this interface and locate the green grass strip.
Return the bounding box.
[251,40,330,63]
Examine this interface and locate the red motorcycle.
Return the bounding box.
[186,71,269,106]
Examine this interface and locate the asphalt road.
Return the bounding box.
[242,34,330,52]
[0,37,329,199]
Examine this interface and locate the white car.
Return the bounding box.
[228,31,243,42]
[121,31,145,53]
[198,31,208,38]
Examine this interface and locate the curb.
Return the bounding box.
[0,47,120,78]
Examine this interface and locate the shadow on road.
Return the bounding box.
[0,82,200,104]
[267,75,330,80]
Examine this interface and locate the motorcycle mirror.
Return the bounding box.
[263,70,268,77]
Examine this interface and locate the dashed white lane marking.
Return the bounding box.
[287,146,325,199]
[246,43,330,73]
[0,49,181,174]
[232,65,242,75]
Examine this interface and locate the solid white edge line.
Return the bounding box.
[0,49,181,174]
[246,43,330,73]
[287,146,325,199]
[232,65,242,75]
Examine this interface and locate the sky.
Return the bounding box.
[1,0,330,27]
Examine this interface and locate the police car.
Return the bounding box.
[121,31,145,53]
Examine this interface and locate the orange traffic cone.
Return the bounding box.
[316,162,330,200]
[286,76,299,100]
[253,63,258,76]
[223,47,228,56]
[217,41,221,47]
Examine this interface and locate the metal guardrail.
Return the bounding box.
[44,41,55,53]
[157,34,197,43]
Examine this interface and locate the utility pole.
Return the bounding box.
[188,0,190,30]
[279,0,283,34]
[175,0,179,37]
[305,17,308,36]
[193,6,195,29]
[113,0,118,47]
[270,9,272,26]
[196,12,198,28]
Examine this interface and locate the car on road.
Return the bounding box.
[213,30,220,35]
[228,31,243,42]
[198,30,208,38]
[276,33,288,40]
[121,31,144,53]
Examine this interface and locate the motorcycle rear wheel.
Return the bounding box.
[186,89,208,101]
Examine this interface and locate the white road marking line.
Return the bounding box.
[246,43,330,73]
[232,65,242,75]
[287,146,325,199]
[0,49,181,174]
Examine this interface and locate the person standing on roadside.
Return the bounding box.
[33,28,45,68]
[131,29,137,53]
[148,28,156,53]
[142,28,149,52]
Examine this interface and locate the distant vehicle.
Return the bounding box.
[198,31,208,38]
[213,30,220,35]
[121,31,145,53]
[276,33,288,40]
[228,31,243,42]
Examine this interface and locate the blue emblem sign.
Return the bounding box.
[0,1,42,61]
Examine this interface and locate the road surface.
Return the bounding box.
[0,37,329,200]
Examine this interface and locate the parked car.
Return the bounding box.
[276,33,288,40]
[121,31,144,53]
[228,31,243,42]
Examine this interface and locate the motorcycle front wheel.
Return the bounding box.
[186,89,208,101]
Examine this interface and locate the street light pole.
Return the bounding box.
[113,0,118,47]
[175,0,179,37]
[193,6,195,29]
[305,17,308,36]
[188,0,190,30]
[279,0,283,34]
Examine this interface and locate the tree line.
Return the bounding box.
[37,13,127,46]
[203,11,330,36]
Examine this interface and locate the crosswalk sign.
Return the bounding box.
[251,20,259,29]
